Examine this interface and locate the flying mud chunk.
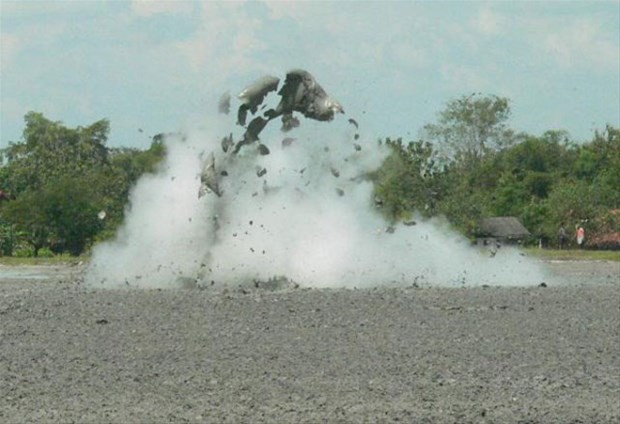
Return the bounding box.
[201,69,345,199]
[237,75,280,126]
[269,69,344,130]
[257,144,270,155]
[233,116,271,153]
[221,133,234,153]
[233,69,344,151]
[198,152,221,197]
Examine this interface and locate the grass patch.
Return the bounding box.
[525,248,620,261]
[0,255,88,266]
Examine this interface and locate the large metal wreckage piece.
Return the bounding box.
[199,69,350,198]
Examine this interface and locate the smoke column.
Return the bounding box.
[86,117,550,289]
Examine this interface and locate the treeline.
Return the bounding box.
[373,95,619,248]
[0,112,166,256]
[0,95,618,256]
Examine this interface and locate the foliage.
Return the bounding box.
[422,93,518,165]
[1,104,617,257]
[0,112,166,256]
[1,112,110,194]
[372,138,441,221]
[1,190,50,257]
[374,95,619,248]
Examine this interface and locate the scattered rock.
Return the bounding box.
[257,144,270,155]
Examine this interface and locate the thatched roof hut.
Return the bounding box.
[477,217,531,245]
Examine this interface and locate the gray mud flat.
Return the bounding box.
[1,263,619,423]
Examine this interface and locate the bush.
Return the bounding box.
[37,247,55,258]
[13,246,34,257]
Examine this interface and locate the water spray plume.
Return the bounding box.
[86,69,550,289]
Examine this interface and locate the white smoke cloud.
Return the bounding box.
[86,110,551,289]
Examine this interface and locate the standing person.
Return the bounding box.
[576,226,585,249]
[558,223,567,249]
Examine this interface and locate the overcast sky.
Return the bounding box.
[1,0,619,150]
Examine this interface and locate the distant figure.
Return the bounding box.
[576,226,585,249]
[558,223,567,249]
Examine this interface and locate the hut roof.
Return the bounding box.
[478,217,531,239]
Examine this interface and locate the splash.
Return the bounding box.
[86,122,549,289]
[86,70,550,289]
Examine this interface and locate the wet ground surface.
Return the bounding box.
[1,260,618,423]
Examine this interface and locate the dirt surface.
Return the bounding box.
[1,261,619,423]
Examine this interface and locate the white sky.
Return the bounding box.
[1,0,619,149]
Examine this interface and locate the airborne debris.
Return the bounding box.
[198,152,221,197]
[237,75,280,126]
[281,137,296,148]
[271,69,344,125]
[218,91,231,114]
[200,69,346,200]
[257,144,270,156]
[221,133,234,152]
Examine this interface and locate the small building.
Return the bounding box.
[476,216,531,247]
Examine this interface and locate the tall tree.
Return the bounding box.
[422,94,518,166]
[1,112,110,194]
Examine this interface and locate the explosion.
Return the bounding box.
[85,70,549,289]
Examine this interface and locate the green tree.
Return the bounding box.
[2,177,103,256]
[0,113,170,255]
[422,94,518,166]
[1,189,51,257]
[1,112,110,195]
[43,177,104,255]
[574,125,620,208]
[373,138,441,221]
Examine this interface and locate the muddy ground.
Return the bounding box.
[0,260,618,423]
